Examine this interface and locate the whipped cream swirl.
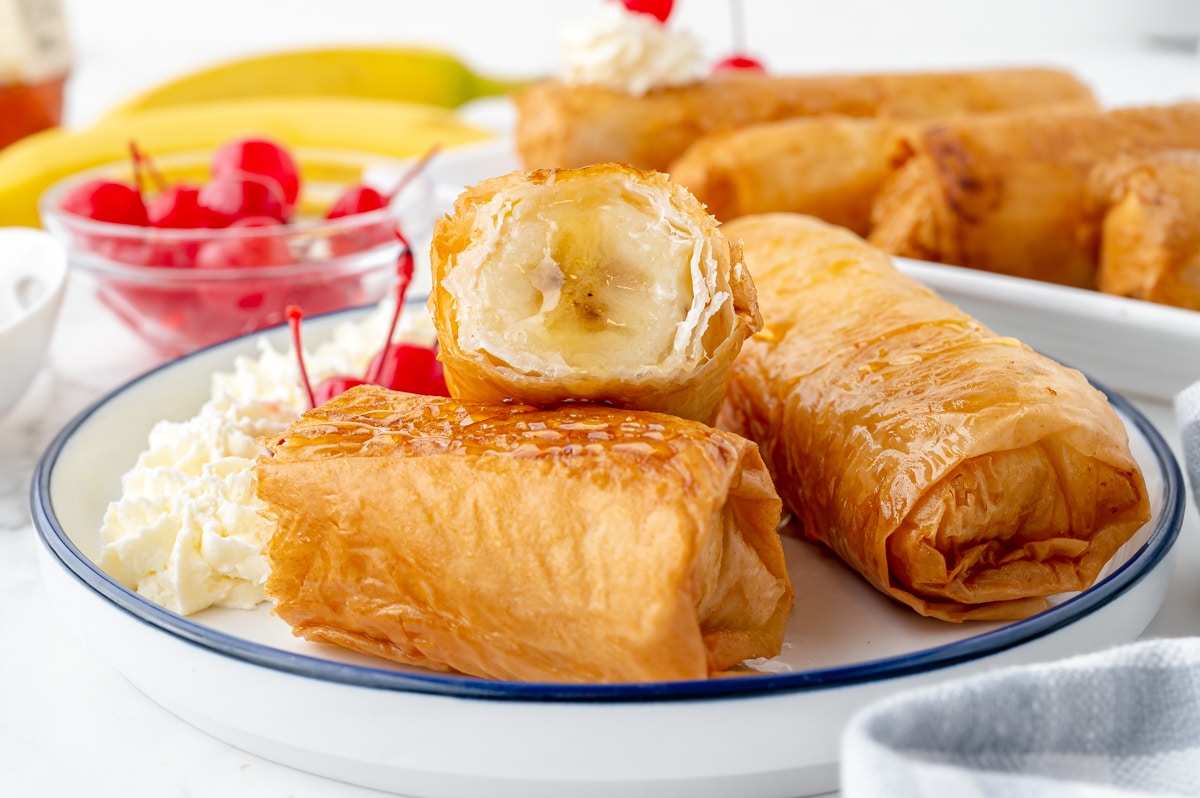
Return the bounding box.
[559,2,705,96]
[98,303,436,616]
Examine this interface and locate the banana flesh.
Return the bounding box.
[430,162,763,425]
[0,96,492,228]
[443,174,695,376]
[101,46,529,121]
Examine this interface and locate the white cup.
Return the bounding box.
[0,227,68,419]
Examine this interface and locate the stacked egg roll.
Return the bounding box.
[1085,150,1200,311]
[515,67,1097,171]
[718,214,1150,621]
[669,115,898,233]
[429,162,760,425]
[868,102,1200,289]
[256,386,791,683]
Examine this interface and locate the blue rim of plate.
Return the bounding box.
[30,307,1186,703]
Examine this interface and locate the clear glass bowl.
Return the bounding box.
[39,147,432,356]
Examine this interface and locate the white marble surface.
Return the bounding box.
[4,2,1200,796]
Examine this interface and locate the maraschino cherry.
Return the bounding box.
[128,141,208,230]
[288,227,447,410]
[619,0,674,23]
[326,144,441,220]
[714,0,766,73]
[59,178,148,226]
[195,216,291,269]
[147,183,206,228]
[199,172,289,227]
[713,54,765,73]
[211,137,301,211]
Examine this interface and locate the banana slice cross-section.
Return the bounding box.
[430,163,761,424]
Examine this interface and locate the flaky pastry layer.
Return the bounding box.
[868,102,1200,289]
[257,385,791,683]
[515,68,1097,172]
[429,162,760,424]
[669,115,898,232]
[719,214,1150,621]
[1085,149,1200,311]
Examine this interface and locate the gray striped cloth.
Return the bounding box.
[1180,380,1200,520]
[841,639,1200,797]
[839,381,1200,798]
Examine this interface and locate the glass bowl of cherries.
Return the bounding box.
[39,136,434,356]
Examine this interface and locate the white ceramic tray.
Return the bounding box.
[895,258,1200,403]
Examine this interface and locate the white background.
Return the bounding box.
[61,0,1200,124]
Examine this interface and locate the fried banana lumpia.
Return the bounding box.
[516,67,1097,172]
[669,115,896,233]
[257,385,792,683]
[868,102,1200,289]
[429,162,760,425]
[719,214,1150,621]
[1086,150,1200,311]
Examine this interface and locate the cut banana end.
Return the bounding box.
[430,163,762,424]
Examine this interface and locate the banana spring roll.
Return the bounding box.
[868,102,1200,289]
[719,214,1150,621]
[257,385,792,683]
[515,67,1097,172]
[1085,150,1200,311]
[669,115,897,233]
[429,162,760,425]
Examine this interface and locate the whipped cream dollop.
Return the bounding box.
[558,2,705,96]
[99,304,436,616]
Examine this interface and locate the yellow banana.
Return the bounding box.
[0,96,492,228]
[101,46,530,121]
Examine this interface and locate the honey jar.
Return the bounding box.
[0,0,71,150]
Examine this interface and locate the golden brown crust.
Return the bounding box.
[719,214,1150,621]
[429,162,760,425]
[867,102,1200,289]
[514,68,1097,172]
[1084,149,1200,310]
[669,115,898,233]
[257,385,791,683]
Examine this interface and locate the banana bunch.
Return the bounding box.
[102,46,528,120]
[0,46,522,228]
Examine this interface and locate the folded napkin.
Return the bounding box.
[840,380,1200,798]
[1178,379,1200,507]
[841,638,1200,797]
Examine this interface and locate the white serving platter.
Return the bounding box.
[32,306,1185,798]
[895,258,1200,403]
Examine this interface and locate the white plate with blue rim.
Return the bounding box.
[32,302,1184,798]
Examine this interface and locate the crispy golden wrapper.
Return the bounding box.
[515,68,1096,172]
[257,385,792,683]
[868,102,1200,289]
[429,162,761,425]
[1085,150,1200,311]
[719,214,1150,621]
[669,115,897,233]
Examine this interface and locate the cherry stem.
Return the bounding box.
[128,140,168,193]
[286,305,318,410]
[383,143,441,203]
[729,0,747,52]
[364,227,416,386]
[128,141,147,203]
